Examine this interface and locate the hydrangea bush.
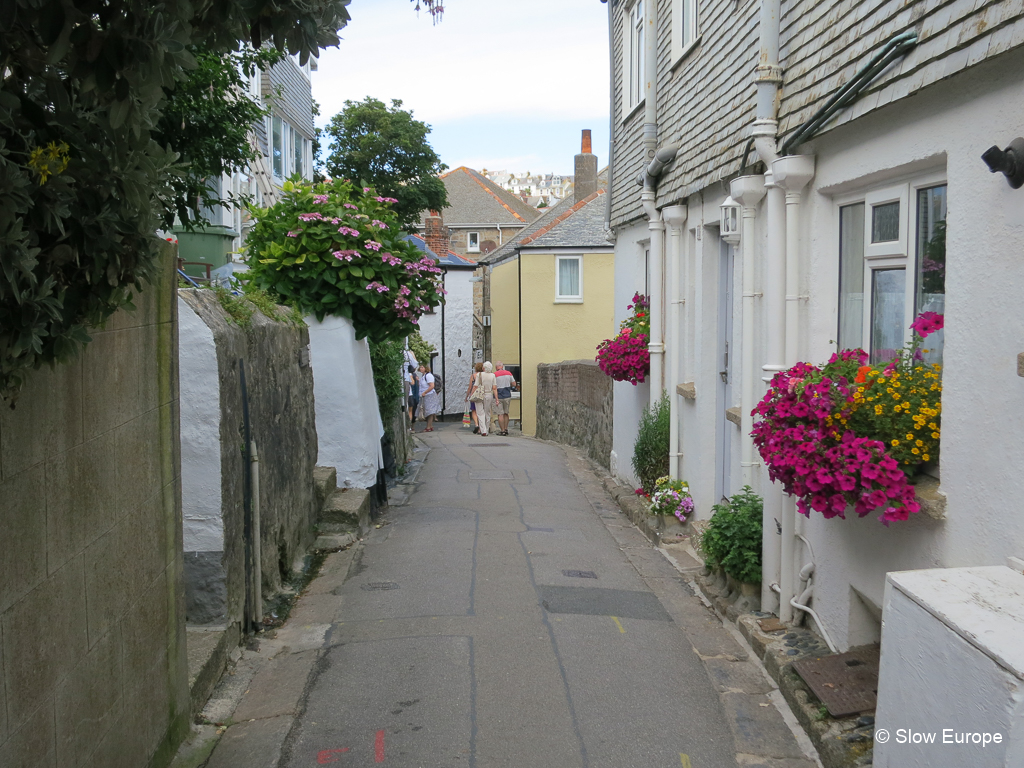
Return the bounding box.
[596,293,650,385]
[245,179,445,342]
[650,476,695,521]
[752,315,943,524]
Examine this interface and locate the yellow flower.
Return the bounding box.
[891,439,899,446]
[912,447,920,455]
[906,433,914,440]
[922,454,930,461]
[916,440,923,447]
[875,405,883,415]
[931,432,939,439]
[929,423,938,430]
[886,387,894,394]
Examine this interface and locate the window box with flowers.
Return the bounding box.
[752,314,943,525]
[596,292,651,385]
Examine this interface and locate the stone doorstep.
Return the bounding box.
[186,623,240,717]
[694,573,875,768]
[313,466,338,513]
[320,487,371,533]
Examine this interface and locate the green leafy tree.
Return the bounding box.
[0,0,353,402]
[323,98,448,229]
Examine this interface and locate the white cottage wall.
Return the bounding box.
[178,297,224,553]
[610,220,653,486]
[780,47,1024,649]
[441,270,475,415]
[307,315,383,488]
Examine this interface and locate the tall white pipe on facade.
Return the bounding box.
[771,154,815,624]
[731,177,766,488]
[642,0,659,164]
[663,205,688,478]
[643,190,666,404]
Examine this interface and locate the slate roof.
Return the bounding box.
[403,235,479,269]
[479,177,612,266]
[420,167,542,227]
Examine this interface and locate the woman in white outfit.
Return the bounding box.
[476,362,498,436]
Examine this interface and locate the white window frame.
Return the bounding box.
[671,0,699,66]
[555,255,584,303]
[271,115,285,178]
[467,232,481,253]
[835,171,946,359]
[623,0,645,117]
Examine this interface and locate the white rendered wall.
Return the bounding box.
[610,219,652,487]
[307,315,382,488]
[419,270,475,415]
[780,49,1024,649]
[178,296,224,552]
[874,567,1024,767]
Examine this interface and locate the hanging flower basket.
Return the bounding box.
[752,315,943,524]
[596,293,651,385]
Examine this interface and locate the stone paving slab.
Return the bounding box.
[231,649,318,722]
[204,715,293,768]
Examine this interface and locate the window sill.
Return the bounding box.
[676,381,696,400]
[726,406,741,425]
[554,298,583,304]
[670,36,701,73]
[621,99,645,125]
[910,474,946,521]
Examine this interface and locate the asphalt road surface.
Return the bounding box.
[278,423,741,768]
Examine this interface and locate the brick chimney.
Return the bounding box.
[574,129,598,205]
[424,209,449,259]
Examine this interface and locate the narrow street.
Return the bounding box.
[202,422,816,768]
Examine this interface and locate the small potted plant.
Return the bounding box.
[650,476,695,532]
[699,486,763,612]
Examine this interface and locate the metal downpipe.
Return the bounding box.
[663,205,688,478]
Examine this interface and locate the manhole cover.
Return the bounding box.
[562,570,598,579]
[360,582,400,591]
[468,470,514,480]
[792,646,880,717]
[472,443,510,447]
[528,526,555,532]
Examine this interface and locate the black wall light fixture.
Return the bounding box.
[982,138,1024,189]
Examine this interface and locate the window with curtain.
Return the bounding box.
[556,256,582,302]
[626,1,644,112]
[272,115,284,178]
[836,177,947,363]
[292,130,304,179]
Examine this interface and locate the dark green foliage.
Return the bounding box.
[632,393,670,494]
[244,178,445,342]
[0,0,353,402]
[407,331,436,368]
[323,98,448,230]
[701,486,763,584]
[369,338,405,420]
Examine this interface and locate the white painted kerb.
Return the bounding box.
[874,566,1024,767]
[178,296,224,552]
[306,315,383,488]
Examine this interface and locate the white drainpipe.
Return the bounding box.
[753,0,784,615]
[663,205,688,478]
[772,154,815,624]
[730,177,766,488]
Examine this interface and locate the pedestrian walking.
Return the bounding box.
[407,364,420,432]
[417,364,441,432]
[474,362,498,436]
[494,361,518,436]
[464,362,484,433]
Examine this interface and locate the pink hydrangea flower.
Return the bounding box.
[364,240,382,252]
[338,226,360,237]
[313,195,329,204]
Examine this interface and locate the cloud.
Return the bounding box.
[314,0,609,125]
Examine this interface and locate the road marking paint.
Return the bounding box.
[680,754,692,767]
[611,616,626,633]
[317,747,349,764]
[375,729,385,763]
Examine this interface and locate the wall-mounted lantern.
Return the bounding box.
[982,138,1024,189]
[720,196,741,244]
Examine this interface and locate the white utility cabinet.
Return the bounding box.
[874,566,1024,767]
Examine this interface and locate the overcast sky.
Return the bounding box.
[313,0,611,176]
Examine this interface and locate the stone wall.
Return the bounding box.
[0,243,189,768]
[178,290,318,627]
[535,360,613,469]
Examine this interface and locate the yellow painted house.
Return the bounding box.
[480,146,613,436]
